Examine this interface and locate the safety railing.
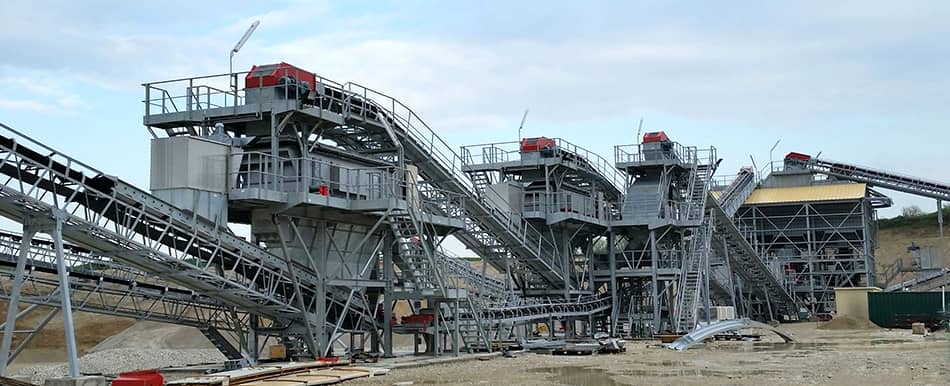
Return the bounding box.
[143,70,566,285]
[144,72,242,117]
[522,191,615,222]
[231,151,466,218]
[615,141,699,166]
[616,249,684,271]
[142,68,348,118]
[657,200,699,223]
[461,138,625,193]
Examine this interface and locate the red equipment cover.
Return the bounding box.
[785,152,811,162]
[642,131,670,143]
[112,370,163,386]
[520,137,556,152]
[245,62,316,89]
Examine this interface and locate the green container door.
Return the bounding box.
[867,291,950,328]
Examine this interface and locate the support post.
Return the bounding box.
[562,230,571,300]
[0,229,34,376]
[432,300,441,356]
[650,231,660,333]
[453,300,460,356]
[274,217,320,358]
[53,216,80,377]
[608,229,618,335]
[315,221,328,356]
[938,200,944,250]
[383,233,394,357]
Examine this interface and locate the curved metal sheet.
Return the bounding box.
[666,318,796,351]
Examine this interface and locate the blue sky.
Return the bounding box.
[1,0,949,219]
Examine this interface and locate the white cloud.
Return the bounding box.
[0,99,53,112]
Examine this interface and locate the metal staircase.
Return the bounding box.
[306,83,566,289]
[685,163,713,223]
[785,153,950,201]
[708,201,797,316]
[389,209,443,293]
[199,327,244,360]
[671,159,716,332]
[706,168,798,317]
[673,216,715,332]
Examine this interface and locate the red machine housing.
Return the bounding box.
[785,152,811,162]
[642,131,670,143]
[520,137,556,152]
[112,370,163,386]
[245,62,316,89]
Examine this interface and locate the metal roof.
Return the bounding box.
[744,183,867,205]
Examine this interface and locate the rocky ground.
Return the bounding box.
[9,321,224,385]
[351,322,950,386]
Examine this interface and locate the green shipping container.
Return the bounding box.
[867,291,950,328]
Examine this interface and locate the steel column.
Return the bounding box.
[382,232,394,357]
[0,229,34,376]
[52,216,80,377]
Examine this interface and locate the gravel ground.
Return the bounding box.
[12,348,225,385]
[351,323,950,386]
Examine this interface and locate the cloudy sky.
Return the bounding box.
[1,0,948,219]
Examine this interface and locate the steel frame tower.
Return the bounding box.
[734,164,887,315]
[597,134,717,335]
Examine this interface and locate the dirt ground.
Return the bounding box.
[351,323,949,386]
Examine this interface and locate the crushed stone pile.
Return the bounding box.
[818,315,881,330]
[13,348,225,385]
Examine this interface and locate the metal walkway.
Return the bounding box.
[785,153,950,201]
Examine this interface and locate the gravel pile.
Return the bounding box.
[13,348,225,384]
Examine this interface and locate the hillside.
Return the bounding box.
[875,208,949,286]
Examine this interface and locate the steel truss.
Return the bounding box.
[735,198,875,314]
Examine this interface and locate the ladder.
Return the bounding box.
[674,215,714,332]
[685,162,713,223]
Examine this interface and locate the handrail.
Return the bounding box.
[460,138,625,193]
[338,82,564,282]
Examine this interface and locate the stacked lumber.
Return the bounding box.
[166,360,388,386]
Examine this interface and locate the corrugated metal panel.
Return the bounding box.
[744,183,866,205]
[867,292,950,328]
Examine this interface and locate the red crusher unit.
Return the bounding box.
[245,62,316,89]
[642,131,670,144]
[785,152,811,162]
[520,137,556,153]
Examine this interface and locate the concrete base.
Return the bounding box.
[44,376,107,386]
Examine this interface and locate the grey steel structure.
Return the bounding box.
[737,152,950,314]
[9,63,916,369]
[597,137,718,335]
[460,138,624,333]
[733,162,887,314]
